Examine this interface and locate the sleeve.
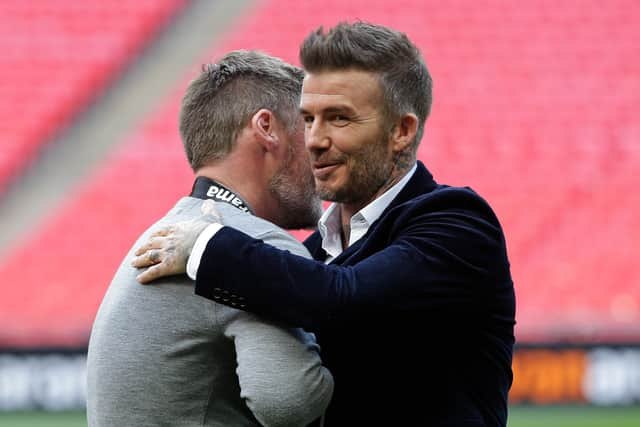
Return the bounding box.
[195,202,511,331]
[224,311,333,427]
[186,223,223,279]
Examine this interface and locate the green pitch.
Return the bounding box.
[0,411,86,427]
[508,405,640,427]
[0,406,639,426]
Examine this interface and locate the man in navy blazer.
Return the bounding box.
[134,22,515,426]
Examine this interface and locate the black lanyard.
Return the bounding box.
[189,176,255,215]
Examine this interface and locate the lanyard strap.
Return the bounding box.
[189,176,255,215]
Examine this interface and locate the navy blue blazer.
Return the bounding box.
[195,161,515,426]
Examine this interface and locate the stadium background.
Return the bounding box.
[0,0,638,425]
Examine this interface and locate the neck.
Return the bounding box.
[340,218,351,248]
[195,156,279,222]
[339,156,414,226]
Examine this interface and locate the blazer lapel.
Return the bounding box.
[303,231,329,262]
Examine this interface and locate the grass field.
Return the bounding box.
[508,405,640,427]
[0,406,639,426]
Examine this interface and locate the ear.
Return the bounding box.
[390,113,418,153]
[251,109,279,152]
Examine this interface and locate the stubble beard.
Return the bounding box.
[269,147,323,230]
[315,133,394,207]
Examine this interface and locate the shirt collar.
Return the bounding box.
[317,163,417,260]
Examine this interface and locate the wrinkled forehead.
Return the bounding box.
[300,69,383,111]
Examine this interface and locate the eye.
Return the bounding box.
[302,115,314,125]
[330,114,349,126]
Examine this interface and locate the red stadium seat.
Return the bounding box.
[0,0,187,193]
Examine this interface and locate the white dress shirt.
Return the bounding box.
[317,163,417,262]
[187,163,417,277]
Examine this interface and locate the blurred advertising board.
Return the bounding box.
[0,345,639,410]
[0,349,86,411]
[511,345,640,405]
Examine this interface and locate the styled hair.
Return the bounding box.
[300,21,432,148]
[179,50,304,171]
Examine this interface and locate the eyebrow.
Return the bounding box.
[299,105,357,115]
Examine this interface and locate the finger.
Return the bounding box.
[150,226,175,238]
[131,249,162,268]
[134,236,166,256]
[136,264,167,284]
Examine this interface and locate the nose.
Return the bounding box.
[305,119,330,152]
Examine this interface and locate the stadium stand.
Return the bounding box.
[0,0,638,347]
[0,0,187,193]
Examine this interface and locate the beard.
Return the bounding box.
[269,144,323,230]
[314,130,394,206]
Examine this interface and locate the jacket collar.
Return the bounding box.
[381,160,437,214]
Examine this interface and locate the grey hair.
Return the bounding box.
[300,21,432,150]
[179,50,304,171]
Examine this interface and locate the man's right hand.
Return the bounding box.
[131,200,221,283]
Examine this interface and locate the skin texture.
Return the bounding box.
[132,200,220,282]
[300,69,417,242]
[268,118,322,230]
[301,69,396,215]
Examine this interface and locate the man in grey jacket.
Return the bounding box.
[86,50,333,427]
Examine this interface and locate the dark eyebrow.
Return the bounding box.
[299,105,356,116]
[324,106,356,115]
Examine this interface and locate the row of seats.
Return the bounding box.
[0,0,638,346]
[0,0,187,193]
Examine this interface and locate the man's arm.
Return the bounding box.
[195,201,511,331]
[218,229,333,426]
[224,310,333,426]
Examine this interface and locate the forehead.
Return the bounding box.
[300,69,382,111]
